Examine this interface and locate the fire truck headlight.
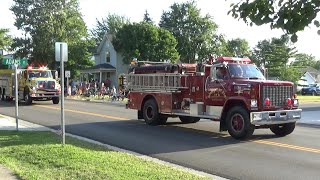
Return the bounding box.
[251,99,258,108]
[252,113,262,121]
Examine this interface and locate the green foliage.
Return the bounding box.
[91,13,130,45]
[278,66,302,83]
[159,1,218,63]
[0,29,12,51]
[10,0,93,75]
[0,131,208,180]
[226,38,251,57]
[113,22,179,64]
[143,10,154,24]
[291,53,319,68]
[229,0,320,42]
[251,35,297,80]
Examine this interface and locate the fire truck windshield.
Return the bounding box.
[28,70,53,79]
[228,64,265,79]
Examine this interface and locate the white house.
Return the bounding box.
[80,33,129,88]
[299,67,320,85]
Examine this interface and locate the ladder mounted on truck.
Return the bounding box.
[125,73,188,92]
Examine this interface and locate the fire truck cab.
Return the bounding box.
[125,57,302,139]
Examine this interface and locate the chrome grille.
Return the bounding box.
[37,81,55,89]
[262,86,292,107]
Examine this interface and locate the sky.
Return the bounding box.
[1,0,320,59]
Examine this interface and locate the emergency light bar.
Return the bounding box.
[26,65,48,70]
[216,57,251,64]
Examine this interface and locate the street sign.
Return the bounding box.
[65,70,70,78]
[55,42,68,62]
[2,58,28,66]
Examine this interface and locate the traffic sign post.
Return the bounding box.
[55,42,68,145]
[14,64,19,131]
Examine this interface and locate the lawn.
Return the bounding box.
[0,131,209,180]
[297,95,320,104]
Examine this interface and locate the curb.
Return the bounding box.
[1,115,226,180]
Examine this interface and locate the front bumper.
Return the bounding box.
[31,92,60,98]
[250,109,302,125]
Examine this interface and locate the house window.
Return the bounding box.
[106,51,110,63]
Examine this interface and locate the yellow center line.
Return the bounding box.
[252,140,320,154]
[34,105,128,121]
[35,105,320,154]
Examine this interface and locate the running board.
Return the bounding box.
[161,111,220,120]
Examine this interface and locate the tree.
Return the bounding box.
[11,0,94,77]
[291,53,318,68]
[251,35,297,80]
[91,13,130,45]
[280,66,302,84]
[229,0,320,42]
[143,10,154,24]
[226,38,251,57]
[0,29,12,52]
[159,1,218,63]
[113,22,179,64]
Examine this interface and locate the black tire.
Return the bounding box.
[226,106,254,139]
[24,92,32,105]
[143,99,161,125]
[159,116,168,125]
[270,122,296,137]
[179,116,200,123]
[52,97,59,104]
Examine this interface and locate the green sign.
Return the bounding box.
[2,58,28,67]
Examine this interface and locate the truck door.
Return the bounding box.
[205,65,228,118]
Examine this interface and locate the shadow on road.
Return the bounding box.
[38,119,283,156]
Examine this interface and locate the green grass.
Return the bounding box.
[0,131,209,180]
[297,95,320,103]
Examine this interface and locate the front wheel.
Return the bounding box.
[24,93,32,105]
[226,106,255,139]
[52,97,59,104]
[270,122,295,137]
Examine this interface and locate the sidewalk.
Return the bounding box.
[65,95,127,106]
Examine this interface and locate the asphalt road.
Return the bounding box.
[0,99,319,180]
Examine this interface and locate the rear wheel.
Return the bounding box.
[143,99,161,125]
[226,106,254,139]
[52,97,59,104]
[179,116,200,123]
[270,122,295,137]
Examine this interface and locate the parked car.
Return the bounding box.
[301,83,320,96]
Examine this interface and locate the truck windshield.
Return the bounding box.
[228,64,265,80]
[28,70,53,79]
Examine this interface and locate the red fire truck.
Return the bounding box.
[125,57,302,139]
